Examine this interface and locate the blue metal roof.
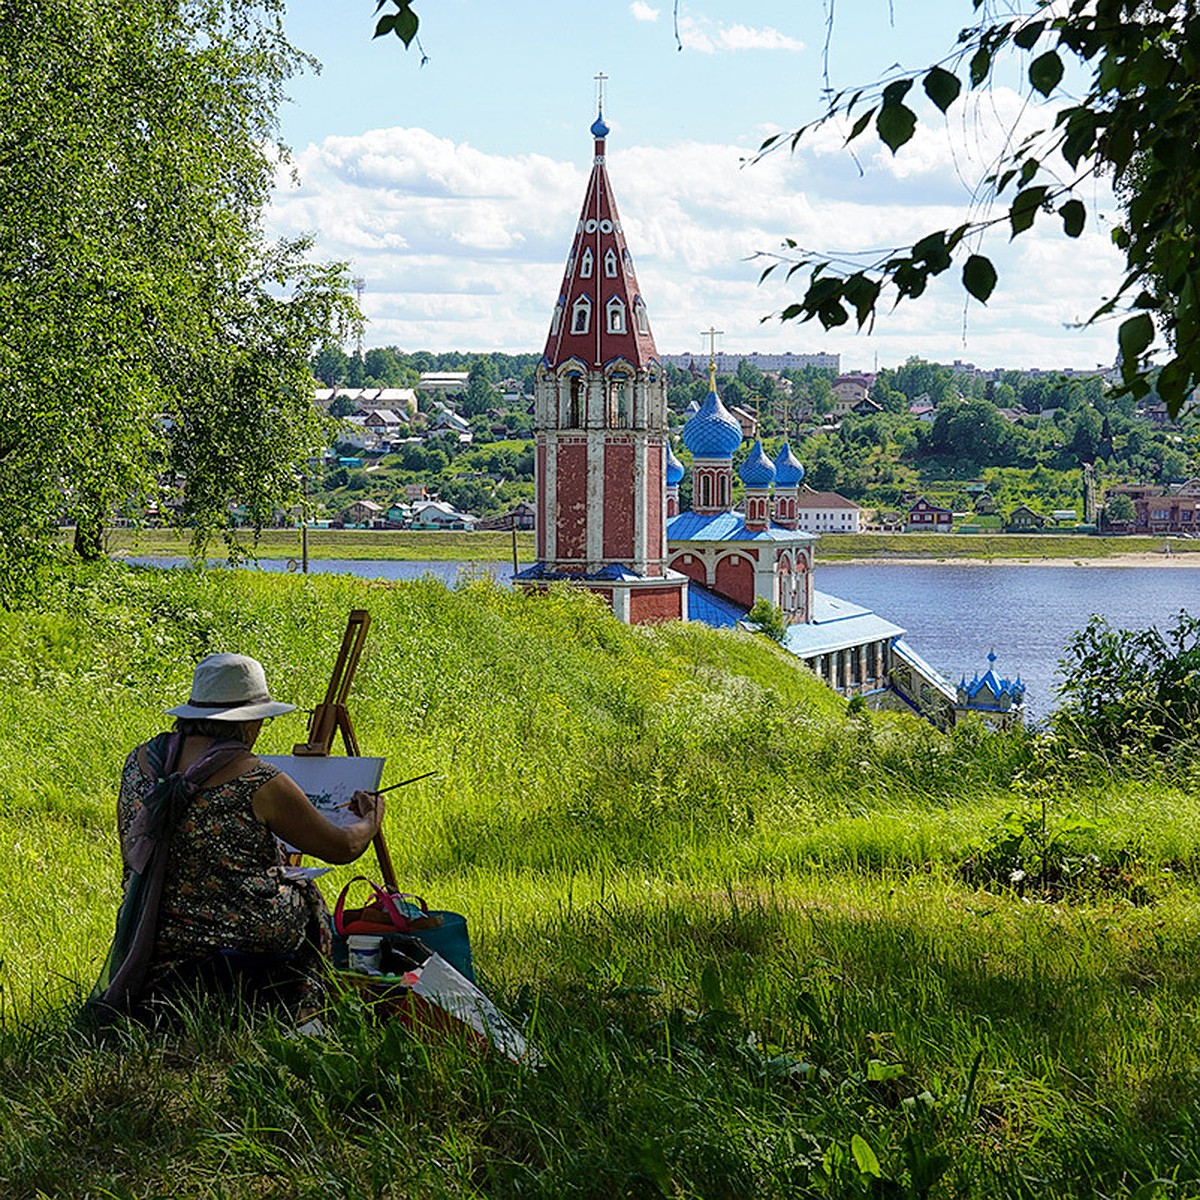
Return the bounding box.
[738,439,776,486]
[514,561,645,582]
[781,590,907,656]
[681,389,743,459]
[686,581,749,627]
[773,441,805,486]
[665,442,685,486]
[667,510,817,544]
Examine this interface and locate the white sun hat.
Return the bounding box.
[166,653,296,722]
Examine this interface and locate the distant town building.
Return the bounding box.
[418,372,471,396]
[794,488,863,534]
[660,351,840,374]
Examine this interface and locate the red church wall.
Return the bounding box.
[555,442,588,563]
[715,553,755,609]
[628,586,684,624]
[644,444,663,575]
[602,442,635,561]
[669,554,706,586]
[536,442,547,559]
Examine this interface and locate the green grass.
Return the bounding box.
[4,565,1200,1197]
[97,527,1200,568]
[100,526,536,562]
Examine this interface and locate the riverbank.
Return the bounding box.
[100,527,1200,566]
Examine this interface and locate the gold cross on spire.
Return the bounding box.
[594,72,608,113]
[701,326,724,389]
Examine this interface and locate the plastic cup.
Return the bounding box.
[346,934,382,974]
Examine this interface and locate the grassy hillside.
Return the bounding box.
[3,566,1200,1197]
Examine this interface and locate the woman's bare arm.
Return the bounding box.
[252,773,384,864]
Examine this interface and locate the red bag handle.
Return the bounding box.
[333,876,429,935]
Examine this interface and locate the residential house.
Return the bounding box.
[850,396,884,416]
[908,402,937,423]
[1131,491,1200,535]
[793,488,863,534]
[475,500,537,532]
[832,373,876,414]
[428,405,471,438]
[410,499,478,530]
[340,499,384,528]
[906,497,954,532]
[357,408,408,443]
[1005,504,1045,532]
[728,405,758,439]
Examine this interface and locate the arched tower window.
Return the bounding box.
[606,296,626,334]
[623,248,634,275]
[699,474,712,509]
[580,248,594,278]
[607,375,631,427]
[571,296,591,335]
[634,298,650,334]
[569,376,583,427]
[550,300,563,335]
[604,248,618,277]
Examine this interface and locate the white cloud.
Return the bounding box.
[677,15,804,54]
[269,120,1125,370]
[629,2,659,22]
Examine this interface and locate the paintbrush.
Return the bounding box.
[336,770,439,806]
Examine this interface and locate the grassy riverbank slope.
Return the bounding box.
[99,526,1200,565]
[4,566,1200,1197]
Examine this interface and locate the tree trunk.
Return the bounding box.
[73,516,104,561]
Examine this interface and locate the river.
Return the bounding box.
[126,556,1199,721]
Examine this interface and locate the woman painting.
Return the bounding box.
[91,652,384,1022]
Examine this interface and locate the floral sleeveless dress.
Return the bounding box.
[117,748,328,1010]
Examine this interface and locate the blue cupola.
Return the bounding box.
[682,388,744,459]
[738,439,776,487]
[955,650,1026,725]
[665,441,685,486]
[773,441,805,487]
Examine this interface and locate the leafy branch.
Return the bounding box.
[755,0,1200,416]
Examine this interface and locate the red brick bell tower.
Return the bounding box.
[518,88,687,625]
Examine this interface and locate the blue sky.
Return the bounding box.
[269,1,1125,371]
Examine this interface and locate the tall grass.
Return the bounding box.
[3,563,1200,1197]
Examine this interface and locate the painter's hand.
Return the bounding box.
[348,789,384,829]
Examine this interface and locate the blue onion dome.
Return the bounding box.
[773,441,805,486]
[681,388,744,458]
[665,442,685,486]
[738,439,777,487]
[591,112,610,138]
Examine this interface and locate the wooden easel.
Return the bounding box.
[293,609,399,890]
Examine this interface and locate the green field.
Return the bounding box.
[4,564,1200,1197]
[99,526,1200,566]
